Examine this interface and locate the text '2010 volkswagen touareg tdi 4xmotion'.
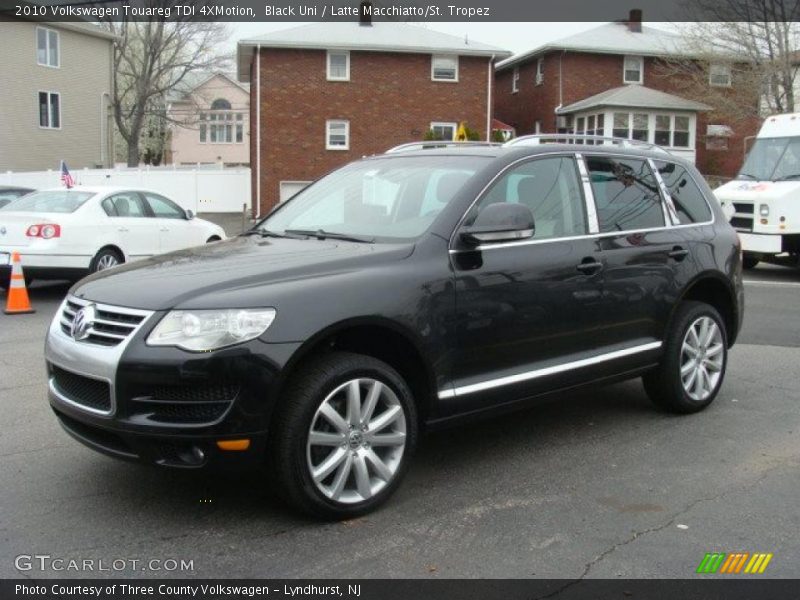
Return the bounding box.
[46,138,744,519]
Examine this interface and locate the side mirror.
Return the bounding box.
[185,209,195,220]
[460,203,535,246]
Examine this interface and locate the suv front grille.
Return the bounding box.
[129,383,239,425]
[51,365,112,413]
[60,297,149,347]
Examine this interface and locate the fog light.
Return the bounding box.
[217,439,251,451]
[192,446,205,461]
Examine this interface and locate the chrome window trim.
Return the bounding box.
[46,295,155,418]
[648,157,680,225]
[449,150,715,254]
[438,341,662,399]
[575,152,600,233]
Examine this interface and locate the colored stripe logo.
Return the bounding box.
[696,552,773,574]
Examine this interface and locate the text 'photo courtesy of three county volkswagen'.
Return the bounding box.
[43,138,744,519]
[0,187,226,289]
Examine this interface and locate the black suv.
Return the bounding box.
[46,139,744,518]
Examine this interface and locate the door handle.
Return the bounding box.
[160,227,169,232]
[576,258,603,274]
[117,227,128,232]
[668,246,689,261]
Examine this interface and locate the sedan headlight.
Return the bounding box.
[147,308,276,352]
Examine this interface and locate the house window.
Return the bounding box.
[36,27,59,67]
[623,55,643,84]
[200,99,244,144]
[326,120,350,150]
[535,58,544,85]
[327,51,350,81]
[673,116,690,147]
[534,120,542,134]
[38,91,60,129]
[431,55,458,81]
[631,113,648,141]
[654,115,671,146]
[573,112,604,142]
[512,67,520,93]
[430,122,457,141]
[709,64,732,87]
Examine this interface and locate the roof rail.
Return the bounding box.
[385,141,503,154]
[503,134,671,154]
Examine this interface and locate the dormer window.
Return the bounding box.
[623,56,643,84]
[327,51,350,81]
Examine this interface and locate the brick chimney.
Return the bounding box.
[360,0,373,26]
[627,9,642,32]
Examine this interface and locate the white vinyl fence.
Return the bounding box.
[0,166,251,213]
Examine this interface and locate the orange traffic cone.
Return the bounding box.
[4,252,35,314]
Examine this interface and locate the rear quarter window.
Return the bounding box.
[654,161,712,224]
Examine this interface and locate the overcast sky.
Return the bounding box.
[228,21,675,58]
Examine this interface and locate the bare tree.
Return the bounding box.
[105,10,230,166]
[671,1,800,115]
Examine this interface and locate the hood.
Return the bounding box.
[714,180,800,203]
[73,236,415,311]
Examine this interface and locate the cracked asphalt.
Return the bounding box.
[1,265,799,579]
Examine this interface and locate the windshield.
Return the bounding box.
[0,190,94,213]
[258,156,489,242]
[738,137,800,181]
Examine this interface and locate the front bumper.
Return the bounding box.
[45,296,301,469]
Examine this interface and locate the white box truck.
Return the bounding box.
[715,113,800,269]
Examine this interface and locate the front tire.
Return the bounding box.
[643,301,728,414]
[89,248,123,273]
[269,352,418,519]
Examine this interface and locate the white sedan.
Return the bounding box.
[0,186,226,287]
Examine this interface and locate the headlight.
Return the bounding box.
[147,308,276,352]
[759,203,770,217]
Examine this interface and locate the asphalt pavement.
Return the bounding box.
[1,265,799,579]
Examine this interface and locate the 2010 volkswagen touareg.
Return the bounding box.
[46,137,744,518]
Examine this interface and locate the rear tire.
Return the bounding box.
[89,248,123,273]
[643,301,728,414]
[742,254,759,270]
[268,352,417,519]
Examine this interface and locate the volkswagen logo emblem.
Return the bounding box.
[71,304,96,341]
[0,226,6,235]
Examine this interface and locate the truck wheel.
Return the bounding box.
[269,352,417,519]
[643,301,728,414]
[742,254,759,270]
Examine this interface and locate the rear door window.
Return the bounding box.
[586,156,665,232]
[654,161,712,224]
[107,193,147,218]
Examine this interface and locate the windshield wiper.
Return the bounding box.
[737,172,758,180]
[239,229,306,239]
[773,173,800,181]
[284,229,375,243]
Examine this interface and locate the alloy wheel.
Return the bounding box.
[306,378,407,504]
[96,254,119,270]
[680,316,724,401]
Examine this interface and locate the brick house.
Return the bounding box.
[494,12,759,178]
[237,19,510,215]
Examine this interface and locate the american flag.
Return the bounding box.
[60,160,75,188]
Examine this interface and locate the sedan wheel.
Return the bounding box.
[90,249,123,273]
[306,378,407,504]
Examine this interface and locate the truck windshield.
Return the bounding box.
[738,137,800,181]
[257,155,490,242]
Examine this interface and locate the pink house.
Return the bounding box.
[167,72,250,167]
